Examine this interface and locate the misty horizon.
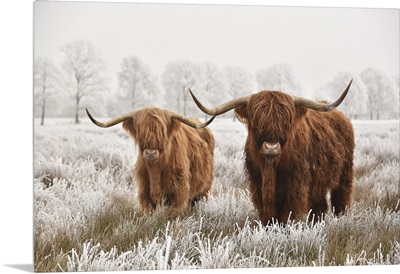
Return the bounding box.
[34,2,399,97]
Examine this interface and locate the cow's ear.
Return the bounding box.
[168,118,181,136]
[122,118,136,138]
[295,106,308,119]
[235,105,248,124]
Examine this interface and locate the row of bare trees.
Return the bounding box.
[34,39,399,125]
[313,70,399,120]
[34,40,108,125]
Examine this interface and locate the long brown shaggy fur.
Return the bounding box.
[235,91,354,224]
[122,107,215,217]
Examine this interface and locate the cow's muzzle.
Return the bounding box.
[260,142,281,155]
[143,149,160,160]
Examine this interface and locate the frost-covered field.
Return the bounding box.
[33,118,400,272]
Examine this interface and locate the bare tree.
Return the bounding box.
[223,66,255,121]
[360,68,399,119]
[162,60,204,116]
[117,56,163,113]
[60,40,108,123]
[202,62,229,102]
[256,63,302,96]
[314,72,368,119]
[34,57,60,125]
[201,62,229,119]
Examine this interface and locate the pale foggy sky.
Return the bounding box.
[34,1,399,97]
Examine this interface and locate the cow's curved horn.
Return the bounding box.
[169,111,216,129]
[86,108,134,127]
[291,79,353,112]
[189,89,250,116]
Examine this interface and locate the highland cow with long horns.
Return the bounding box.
[86,107,215,217]
[189,80,354,224]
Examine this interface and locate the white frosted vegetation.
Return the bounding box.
[33,119,400,271]
[352,120,400,207]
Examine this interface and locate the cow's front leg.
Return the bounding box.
[135,163,157,214]
[166,170,191,217]
[137,176,156,214]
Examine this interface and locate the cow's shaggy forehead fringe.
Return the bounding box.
[248,91,295,142]
[131,108,172,149]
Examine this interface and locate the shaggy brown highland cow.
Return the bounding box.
[86,107,215,217]
[189,80,354,224]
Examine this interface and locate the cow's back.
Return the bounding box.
[181,119,215,199]
[305,109,354,189]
